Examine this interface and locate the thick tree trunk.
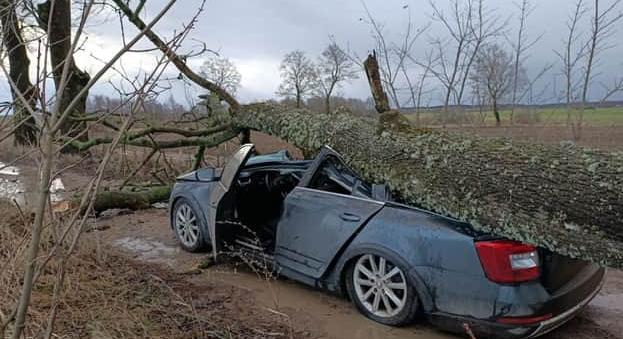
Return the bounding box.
[235,103,623,268]
[38,0,90,150]
[295,92,302,109]
[88,186,172,214]
[0,0,39,145]
[325,95,331,114]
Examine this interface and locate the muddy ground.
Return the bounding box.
[86,208,623,339]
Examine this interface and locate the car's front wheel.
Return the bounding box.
[346,253,419,326]
[172,198,208,252]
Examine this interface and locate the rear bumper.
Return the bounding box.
[526,270,605,338]
[427,266,606,338]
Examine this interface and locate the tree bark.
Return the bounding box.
[363,52,390,114]
[89,186,172,214]
[234,103,623,268]
[38,0,90,150]
[0,0,39,145]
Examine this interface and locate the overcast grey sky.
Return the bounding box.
[2,0,622,106]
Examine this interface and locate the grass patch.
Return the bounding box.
[407,106,623,126]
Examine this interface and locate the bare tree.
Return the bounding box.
[581,0,623,106]
[471,43,525,125]
[428,0,474,113]
[200,56,242,96]
[0,2,180,337]
[508,0,543,123]
[557,0,623,140]
[314,42,358,113]
[404,51,436,126]
[0,0,38,145]
[427,0,503,123]
[277,50,316,108]
[557,0,587,138]
[361,3,426,110]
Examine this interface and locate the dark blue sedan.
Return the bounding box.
[168,144,605,338]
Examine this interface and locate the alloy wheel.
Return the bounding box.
[353,254,408,318]
[175,203,200,247]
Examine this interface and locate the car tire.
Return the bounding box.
[345,252,419,326]
[172,198,209,252]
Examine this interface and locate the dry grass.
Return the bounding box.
[0,201,302,339]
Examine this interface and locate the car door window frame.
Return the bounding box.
[298,146,372,199]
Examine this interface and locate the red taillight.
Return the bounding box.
[475,240,540,283]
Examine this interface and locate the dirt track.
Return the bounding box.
[89,208,623,339]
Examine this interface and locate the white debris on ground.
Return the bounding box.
[50,177,65,202]
[0,161,25,206]
[151,202,168,209]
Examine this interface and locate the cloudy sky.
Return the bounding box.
[2,0,622,106]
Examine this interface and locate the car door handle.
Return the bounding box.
[340,212,361,222]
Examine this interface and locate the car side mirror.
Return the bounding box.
[372,184,392,201]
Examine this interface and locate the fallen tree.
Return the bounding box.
[86,186,172,214]
[96,0,623,269]
[232,103,623,268]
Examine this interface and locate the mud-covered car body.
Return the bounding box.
[169,144,605,338]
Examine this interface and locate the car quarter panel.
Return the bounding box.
[327,205,495,314]
[328,205,606,323]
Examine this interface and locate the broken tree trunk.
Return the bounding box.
[363,52,390,114]
[234,103,623,268]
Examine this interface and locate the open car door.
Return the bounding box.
[208,144,255,257]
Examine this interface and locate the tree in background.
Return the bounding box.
[508,0,542,123]
[557,0,623,140]
[470,44,526,125]
[199,56,242,96]
[314,43,358,113]
[277,50,316,108]
[37,0,91,150]
[0,0,38,145]
[428,0,502,118]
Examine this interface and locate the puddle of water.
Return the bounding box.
[0,162,67,209]
[112,237,180,266]
[0,162,20,176]
[0,161,25,206]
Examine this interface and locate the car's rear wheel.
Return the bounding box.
[346,253,419,326]
[172,198,208,252]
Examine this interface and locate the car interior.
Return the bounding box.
[218,152,383,257]
[232,166,305,252]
